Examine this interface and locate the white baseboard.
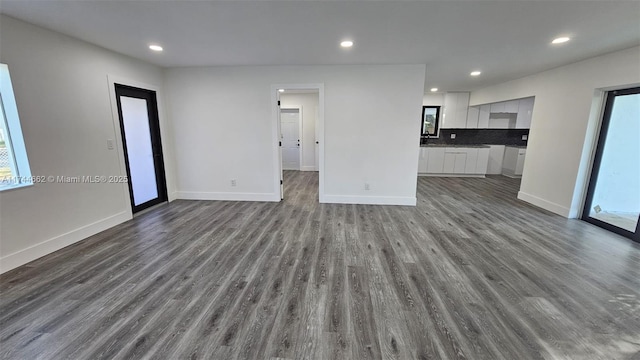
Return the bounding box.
[300,166,317,172]
[322,194,416,206]
[418,173,486,178]
[177,191,280,202]
[0,211,131,274]
[518,191,570,217]
[168,191,178,202]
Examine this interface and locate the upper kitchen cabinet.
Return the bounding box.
[466,106,479,128]
[441,92,470,128]
[516,97,535,129]
[478,104,491,128]
[504,100,519,113]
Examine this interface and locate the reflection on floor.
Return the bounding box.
[591,211,639,232]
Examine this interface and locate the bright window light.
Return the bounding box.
[0,63,32,191]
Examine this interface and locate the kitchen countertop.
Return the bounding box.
[420,144,491,148]
[505,145,527,149]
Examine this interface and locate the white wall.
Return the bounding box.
[0,16,174,273]
[280,92,318,171]
[470,46,640,217]
[165,64,425,205]
[423,93,444,106]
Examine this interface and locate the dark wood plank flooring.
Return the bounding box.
[1,171,639,359]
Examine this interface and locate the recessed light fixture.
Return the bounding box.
[278,89,284,93]
[340,40,354,48]
[551,36,571,44]
[430,88,438,92]
[470,71,481,76]
[149,44,163,52]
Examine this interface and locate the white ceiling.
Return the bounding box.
[1,1,639,93]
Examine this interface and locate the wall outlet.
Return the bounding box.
[522,135,528,140]
[106,139,114,150]
[231,179,237,187]
[364,183,370,191]
[450,133,456,139]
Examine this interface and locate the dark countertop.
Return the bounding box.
[420,144,491,148]
[505,145,527,149]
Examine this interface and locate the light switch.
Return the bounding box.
[450,134,456,139]
[107,139,115,150]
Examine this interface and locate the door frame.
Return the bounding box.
[280,105,303,171]
[581,86,640,242]
[271,84,324,202]
[107,75,173,218]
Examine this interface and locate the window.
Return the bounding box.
[0,63,32,191]
[421,106,440,137]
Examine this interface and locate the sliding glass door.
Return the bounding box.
[582,87,640,242]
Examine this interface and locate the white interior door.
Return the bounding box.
[280,109,300,170]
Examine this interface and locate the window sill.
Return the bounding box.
[0,182,34,193]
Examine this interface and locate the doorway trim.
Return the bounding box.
[280,105,303,171]
[107,75,174,218]
[271,83,325,202]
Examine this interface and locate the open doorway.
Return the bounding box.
[274,86,323,202]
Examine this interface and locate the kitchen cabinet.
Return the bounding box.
[487,145,505,174]
[466,106,479,128]
[465,148,478,173]
[490,100,520,114]
[502,146,526,177]
[476,148,490,174]
[419,147,489,176]
[478,104,490,128]
[516,97,535,129]
[418,147,428,173]
[442,92,470,128]
[504,100,519,113]
[490,102,505,113]
[426,147,445,173]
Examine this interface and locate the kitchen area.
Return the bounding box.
[418,92,533,179]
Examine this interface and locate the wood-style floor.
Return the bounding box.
[1,171,639,360]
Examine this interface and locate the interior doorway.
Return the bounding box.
[274,86,323,201]
[115,84,168,213]
[582,86,639,242]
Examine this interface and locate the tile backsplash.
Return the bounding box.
[422,129,529,146]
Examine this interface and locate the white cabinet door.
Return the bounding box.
[476,148,490,174]
[455,92,470,128]
[516,97,534,129]
[490,102,505,113]
[453,153,467,173]
[504,100,519,113]
[443,152,456,173]
[418,148,428,173]
[426,148,445,173]
[465,148,478,173]
[443,93,470,128]
[442,93,457,129]
[515,149,526,175]
[487,145,505,174]
[478,104,490,128]
[466,106,479,128]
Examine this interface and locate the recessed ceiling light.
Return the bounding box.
[340,40,354,48]
[470,71,481,76]
[430,88,438,92]
[551,37,571,44]
[149,44,163,52]
[278,89,284,93]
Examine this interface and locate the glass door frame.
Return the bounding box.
[582,86,640,242]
